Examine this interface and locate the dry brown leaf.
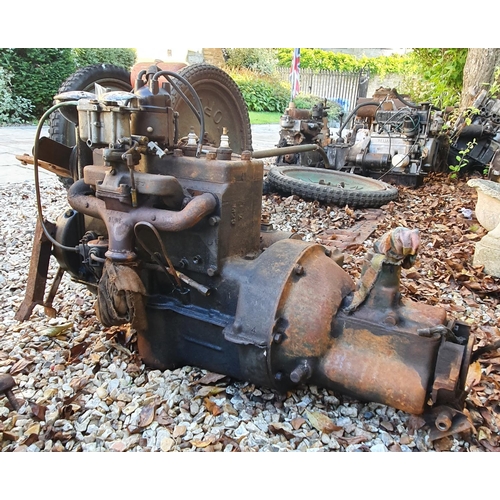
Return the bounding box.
[269,423,295,440]
[466,361,483,389]
[480,440,500,452]
[138,402,156,428]
[9,358,33,375]
[68,342,89,362]
[204,397,223,416]
[195,372,227,385]
[223,402,238,416]
[196,386,226,398]
[433,436,453,452]
[156,410,173,426]
[191,435,216,448]
[69,376,90,392]
[219,433,240,451]
[305,410,341,434]
[337,435,369,446]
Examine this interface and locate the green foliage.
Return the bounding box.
[449,138,477,179]
[293,94,323,109]
[463,107,480,126]
[486,66,500,98]
[402,48,468,108]
[0,48,76,118]
[0,48,136,121]
[276,48,412,76]
[71,48,136,70]
[229,69,289,112]
[0,67,33,124]
[292,94,343,124]
[223,48,278,75]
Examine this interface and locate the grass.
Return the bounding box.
[248,111,282,125]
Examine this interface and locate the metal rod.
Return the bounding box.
[252,144,331,168]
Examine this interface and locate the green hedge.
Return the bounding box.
[277,48,412,76]
[72,48,136,70]
[229,70,290,112]
[0,48,137,122]
[0,48,76,118]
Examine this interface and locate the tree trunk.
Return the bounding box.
[459,48,500,113]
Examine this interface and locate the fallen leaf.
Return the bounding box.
[466,361,483,389]
[138,402,157,428]
[479,440,500,452]
[156,410,173,426]
[269,422,295,440]
[60,405,74,419]
[24,423,40,436]
[219,433,240,451]
[191,435,216,448]
[337,435,368,446]
[204,398,223,416]
[305,410,341,434]
[69,376,90,392]
[433,436,453,452]
[194,372,227,385]
[222,402,238,416]
[196,386,226,398]
[68,342,89,362]
[9,358,33,375]
[39,322,73,338]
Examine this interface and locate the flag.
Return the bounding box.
[290,48,300,100]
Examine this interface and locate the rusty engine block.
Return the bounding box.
[20,64,474,438]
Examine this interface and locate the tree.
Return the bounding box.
[459,48,500,113]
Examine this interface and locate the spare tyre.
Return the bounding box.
[49,64,132,148]
[170,64,253,154]
[267,166,398,208]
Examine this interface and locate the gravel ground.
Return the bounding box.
[0,173,499,453]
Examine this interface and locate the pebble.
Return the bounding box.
[0,178,494,453]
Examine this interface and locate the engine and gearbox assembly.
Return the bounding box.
[20,65,474,438]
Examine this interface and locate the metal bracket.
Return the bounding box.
[14,218,64,321]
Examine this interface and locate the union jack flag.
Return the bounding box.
[290,48,300,100]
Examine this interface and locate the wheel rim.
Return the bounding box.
[277,167,394,191]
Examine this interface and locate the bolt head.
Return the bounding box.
[294,264,304,275]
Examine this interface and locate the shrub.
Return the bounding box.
[229,69,290,112]
[0,67,33,124]
[223,48,278,76]
[276,48,412,76]
[0,48,76,119]
[71,48,137,70]
[292,94,343,124]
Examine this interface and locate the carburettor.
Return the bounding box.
[26,65,474,435]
